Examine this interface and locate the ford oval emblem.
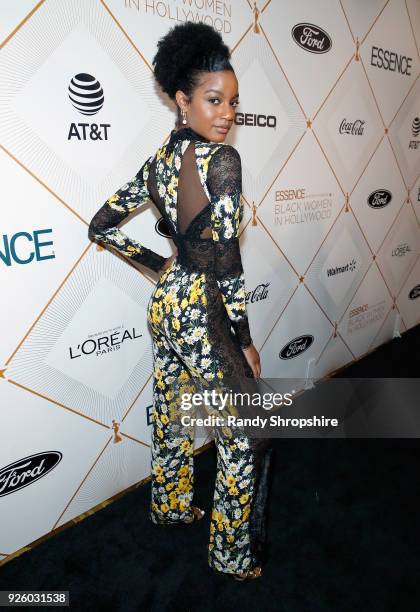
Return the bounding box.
[156,217,173,238]
[0,451,62,497]
[291,23,332,54]
[367,189,392,209]
[408,284,420,300]
[279,334,314,360]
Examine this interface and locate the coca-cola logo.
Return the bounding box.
[339,119,365,135]
[279,334,314,360]
[408,284,420,300]
[391,242,411,257]
[367,189,392,209]
[0,452,62,497]
[245,283,270,304]
[291,23,332,54]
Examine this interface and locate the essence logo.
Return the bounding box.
[235,113,276,128]
[0,452,62,497]
[339,118,365,135]
[68,72,110,141]
[291,23,332,54]
[279,335,314,360]
[0,229,54,266]
[367,189,392,209]
[370,46,412,76]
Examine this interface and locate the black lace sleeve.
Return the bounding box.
[88,156,168,273]
[207,145,253,349]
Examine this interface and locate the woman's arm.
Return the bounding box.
[207,144,253,349]
[88,155,168,273]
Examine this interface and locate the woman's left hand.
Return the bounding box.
[241,343,261,380]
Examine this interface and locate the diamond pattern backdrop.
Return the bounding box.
[0,0,419,561]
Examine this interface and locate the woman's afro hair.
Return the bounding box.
[152,22,232,101]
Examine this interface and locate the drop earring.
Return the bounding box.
[182,110,187,125]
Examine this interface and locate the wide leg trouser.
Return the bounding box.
[148,325,273,575]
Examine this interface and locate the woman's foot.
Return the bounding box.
[212,565,263,581]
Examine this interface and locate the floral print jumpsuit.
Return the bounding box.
[88,126,273,575]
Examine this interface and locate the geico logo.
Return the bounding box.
[0,229,54,266]
[370,46,412,75]
[68,122,111,140]
[234,113,276,127]
[275,189,306,201]
[349,304,368,318]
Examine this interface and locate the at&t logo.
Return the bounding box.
[68,73,110,141]
[409,117,420,150]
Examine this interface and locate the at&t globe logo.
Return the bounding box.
[68,73,104,116]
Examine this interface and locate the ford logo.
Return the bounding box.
[155,217,173,238]
[408,284,420,300]
[367,189,392,209]
[279,334,314,360]
[291,23,332,54]
[0,451,62,497]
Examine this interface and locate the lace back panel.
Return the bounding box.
[147,138,217,272]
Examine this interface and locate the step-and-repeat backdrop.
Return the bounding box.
[1,0,419,561]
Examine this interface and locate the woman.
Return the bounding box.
[88,22,273,581]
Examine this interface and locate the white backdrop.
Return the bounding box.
[1,0,419,562]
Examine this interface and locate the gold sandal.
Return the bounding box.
[152,505,205,525]
[184,505,205,523]
[233,566,262,581]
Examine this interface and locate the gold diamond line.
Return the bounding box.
[0,0,47,50]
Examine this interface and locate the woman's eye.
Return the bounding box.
[209,98,240,106]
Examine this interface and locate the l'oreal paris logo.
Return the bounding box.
[367,189,392,209]
[0,452,62,497]
[408,284,420,300]
[291,23,332,54]
[279,335,314,360]
[69,326,142,359]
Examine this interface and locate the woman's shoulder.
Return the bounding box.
[197,142,241,175]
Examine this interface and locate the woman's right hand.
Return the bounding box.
[241,343,261,380]
[160,252,177,273]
